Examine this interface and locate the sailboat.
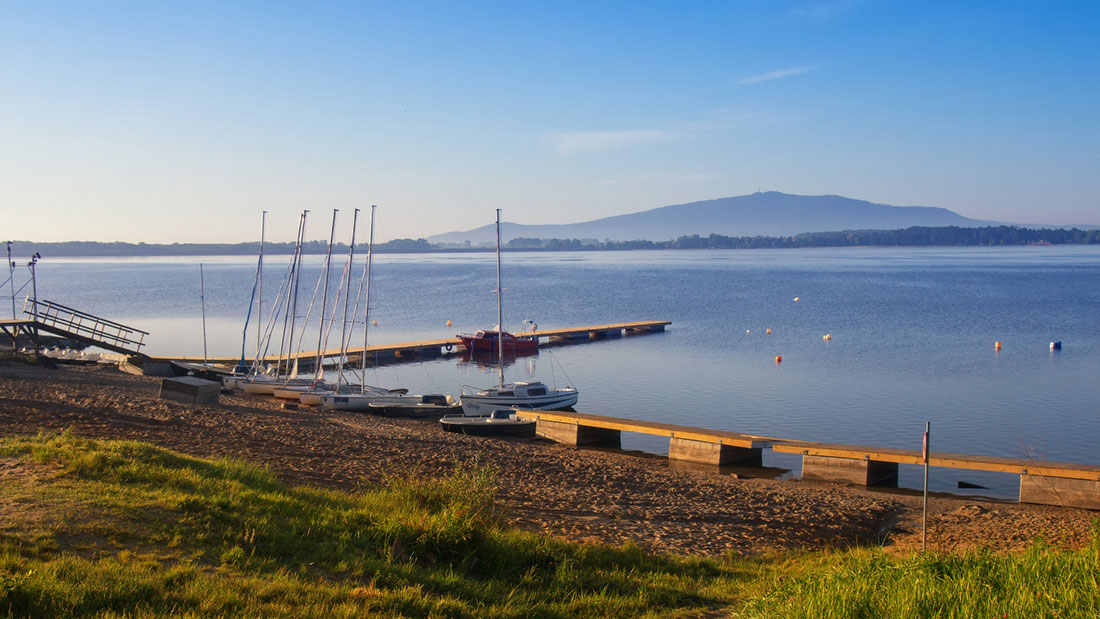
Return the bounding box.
[222,212,266,390]
[272,208,341,401]
[319,206,459,414]
[239,211,316,395]
[442,209,577,434]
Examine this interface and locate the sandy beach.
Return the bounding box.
[1,360,1094,557]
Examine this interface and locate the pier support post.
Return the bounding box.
[668,437,761,467]
[536,420,621,448]
[801,455,898,486]
[1019,475,1100,510]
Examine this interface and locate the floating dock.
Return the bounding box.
[515,410,1100,510]
[155,320,671,367]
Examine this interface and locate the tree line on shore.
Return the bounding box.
[507,225,1100,250]
[9,225,1099,257]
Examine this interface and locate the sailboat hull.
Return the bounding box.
[459,389,578,416]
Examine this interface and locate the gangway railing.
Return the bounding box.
[23,298,148,354]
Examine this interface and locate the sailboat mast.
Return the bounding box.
[286,210,310,378]
[275,213,301,379]
[257,210,266,360]
[200,263,208,365]
[496,208,504,389]
[314,209,339,381]
[360,205,376,393]
[338,208,360,385]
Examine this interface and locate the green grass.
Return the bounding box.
[1,430,1098,618]
[738,538,1100,618]
[0,430,760,617]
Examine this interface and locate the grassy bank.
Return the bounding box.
[0,431,1096,618]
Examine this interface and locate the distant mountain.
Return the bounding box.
[428,192,1010,244]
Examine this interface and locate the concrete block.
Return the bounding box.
[801,455,898,486]
[535,420,621,447]
[669,437,761,467]
[159,376,220,405]
[1020,475,1100,510]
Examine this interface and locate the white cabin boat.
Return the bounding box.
[459,381,578,416]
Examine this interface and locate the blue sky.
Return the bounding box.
[2,1,1098,243]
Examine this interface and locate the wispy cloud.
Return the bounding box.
[738,65,814,85]
[547,129,672,155]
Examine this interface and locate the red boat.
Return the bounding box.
[458,328,538,353]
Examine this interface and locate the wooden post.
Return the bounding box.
[922,421,930,552]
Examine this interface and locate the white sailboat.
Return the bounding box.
[239,211,314,395]
[445,209,577,433]
[273,208,341,401]
[319,206,457,414]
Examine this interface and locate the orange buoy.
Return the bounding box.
[775,355,782,363]
[766,328,772,335]
[793,296,800,302]
[823,333,832,341]
[373,320,378,326]
[995,341,1002,351]
[446,320,452,327]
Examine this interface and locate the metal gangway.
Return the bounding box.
[5,298,150,356]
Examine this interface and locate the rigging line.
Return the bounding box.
[546,348,576,388]
[313,256,350,385]
[250,245,298,375]
[236,262,260,370]
[288,253,326,383]
[339,250,368,385]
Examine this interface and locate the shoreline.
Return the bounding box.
[1,360,1095,557]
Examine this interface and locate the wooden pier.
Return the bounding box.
[155,320,671,367]
[515,410,1100,510]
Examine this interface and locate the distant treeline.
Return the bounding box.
[8,226,1099,258]
[504,226,1100,250]
[7,238,434,257]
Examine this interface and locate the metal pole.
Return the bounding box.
[313,209,339,383]
[338,208,360,384]
[258,211,266,360]
[496,208,504,389]
[922,421,930,552]
[28,253,40,361]
[200,263,208,365]
[6,242,15,320]
[361,206,375,393]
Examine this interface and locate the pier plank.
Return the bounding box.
[771,440,1100,481]
[515,409,778,449]
[155,320,672,365]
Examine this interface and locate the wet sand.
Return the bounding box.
[1,361,1094,556]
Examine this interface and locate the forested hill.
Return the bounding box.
[503,226,1100,250]
[8,226,1099,257]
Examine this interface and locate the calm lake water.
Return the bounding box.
[16,246,1100,499]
